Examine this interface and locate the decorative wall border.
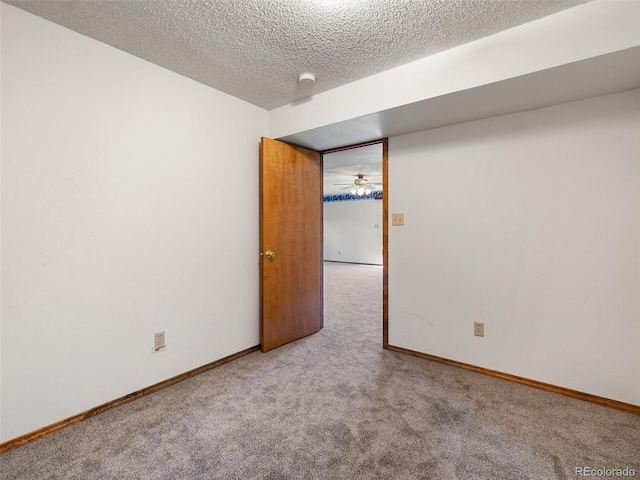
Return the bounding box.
[323,191,383,202]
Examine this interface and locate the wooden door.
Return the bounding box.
[260,137,323,352]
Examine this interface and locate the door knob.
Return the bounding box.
[265,250,275,259]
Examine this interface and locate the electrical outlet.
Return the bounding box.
[474,322,484,337]
[154,331,166,350]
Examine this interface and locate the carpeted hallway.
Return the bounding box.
[2,261,639,479]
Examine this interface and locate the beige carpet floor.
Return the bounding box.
[1,261,639,479]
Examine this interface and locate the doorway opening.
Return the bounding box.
[321,140,389,348]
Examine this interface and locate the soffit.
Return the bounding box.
[283,47,640,151]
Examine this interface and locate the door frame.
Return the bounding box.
[321,138,389,349]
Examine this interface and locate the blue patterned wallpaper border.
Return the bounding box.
[323,191,383,202]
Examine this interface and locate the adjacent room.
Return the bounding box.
[2,0,639,478]
[323,143,384,267]
[323,143,384,345]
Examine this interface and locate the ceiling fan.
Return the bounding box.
[334,174,377,196]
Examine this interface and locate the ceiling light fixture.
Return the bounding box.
[349,174,373,196]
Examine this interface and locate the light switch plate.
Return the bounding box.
[392,213,405,226]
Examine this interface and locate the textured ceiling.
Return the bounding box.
[6,0,591,110]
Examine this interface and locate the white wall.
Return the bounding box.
[324,199,382,265]
[1,4,267,441]
[388,90,640,406]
